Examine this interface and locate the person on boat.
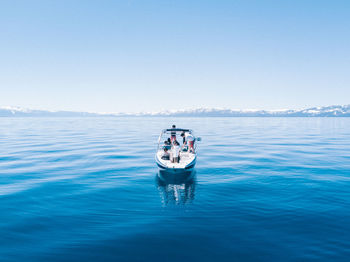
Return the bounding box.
[163,138,171,149]
[171,140,181,163]
[161,147,170,160]
[170,124,176,142]
[181,132,195,153]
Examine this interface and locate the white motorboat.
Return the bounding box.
[155,128,200,171]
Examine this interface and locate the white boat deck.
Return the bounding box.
[156,150,196,169]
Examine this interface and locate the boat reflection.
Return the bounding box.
[156,170,196,206]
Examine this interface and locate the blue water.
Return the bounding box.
[1,117,350,261]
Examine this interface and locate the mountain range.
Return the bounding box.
[1,105,350,117]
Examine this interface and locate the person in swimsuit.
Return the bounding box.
[170,124,176,142]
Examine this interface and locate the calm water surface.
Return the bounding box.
[1,117,350,261]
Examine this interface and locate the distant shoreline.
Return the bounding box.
[1,105,349,117]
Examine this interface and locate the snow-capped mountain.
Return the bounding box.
[0,105,350,117]
[0,106,109,117]
[118,105,350,117]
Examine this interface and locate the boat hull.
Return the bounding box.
[157,169,195,184]
[155,154,196,172]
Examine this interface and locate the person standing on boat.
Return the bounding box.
[181,132,195,153]
[170,124,176,142]
[171,141,181,163]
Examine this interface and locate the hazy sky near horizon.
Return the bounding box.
[1,0,350,113]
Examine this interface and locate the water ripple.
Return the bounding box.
[0,117,350,261]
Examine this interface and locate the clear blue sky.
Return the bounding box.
[1,0,349,113]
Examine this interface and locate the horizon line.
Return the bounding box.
[1,104,349,115]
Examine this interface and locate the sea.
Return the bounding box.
[1,117,350,262]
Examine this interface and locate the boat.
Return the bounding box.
[155,127,200,171]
